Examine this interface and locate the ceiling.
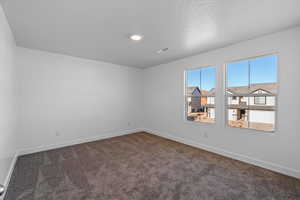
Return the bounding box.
[1,0,300,68]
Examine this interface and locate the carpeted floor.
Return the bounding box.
[5,132,300,200]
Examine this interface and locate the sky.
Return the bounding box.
[187,55,277,90]
[187,66,216,91]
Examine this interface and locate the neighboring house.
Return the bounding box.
[186,87,202,113]
[226,83,277,124]
[205,88,216,119]
[186,82,276,123]
[186,87,216,119]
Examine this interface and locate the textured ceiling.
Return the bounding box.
[1,0,300,68]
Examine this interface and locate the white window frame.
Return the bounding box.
[254,96,266,105]
[224,53,279,133]
[184,66,217,124]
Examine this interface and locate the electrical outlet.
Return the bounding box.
[127,122,131,127]
[203,132,208,138]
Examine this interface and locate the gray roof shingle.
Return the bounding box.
[227,83,277,95]
[187,83,277,96]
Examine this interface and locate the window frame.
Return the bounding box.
[184,65,217,125]
[224,53,279,133]
[254,96,266,105]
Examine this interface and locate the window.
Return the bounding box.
[226,55,278,132]
[185,66,216,123]
[254,96,266,105]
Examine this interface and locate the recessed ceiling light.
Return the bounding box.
[157,48,169,54]
[129,34,143,41]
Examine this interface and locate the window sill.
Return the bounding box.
[225,124,276,134]
[184,119,216,126]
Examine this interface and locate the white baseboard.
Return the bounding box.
[18,128,143,156]
[143,128,300,179]
[3,153,18,187]
[0,152,18,200]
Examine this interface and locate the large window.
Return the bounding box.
[185,66,216,123]
[225,55,278,132]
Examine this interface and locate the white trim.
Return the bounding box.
[143,128,300,179]
[224,51,279,64]
[0,152,18,200]
[3,153,18,187]
[18,128,143,156]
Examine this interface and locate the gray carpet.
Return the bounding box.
[5,132,300,200]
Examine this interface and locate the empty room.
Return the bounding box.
[1,0,300,199]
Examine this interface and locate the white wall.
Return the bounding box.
[16,47,143,152]
[0,4,17,187]
[143,26,300,178]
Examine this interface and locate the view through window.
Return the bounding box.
[226,55,278,131]
[185,66,216,123]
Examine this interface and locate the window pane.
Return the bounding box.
[226,60,250,129]
[185,67,216,123]
[248,110,275,132]
[249,55,277,85]
[226,55,277,132]
[228,109,249,129]
[227,60,249,88]
[200,66,216,92]
[200,66,216,123]
[248,55,277,131]
[187,69,200,88]
[186,69,201,122]
[227,97,249,129]
[186,96,196,121]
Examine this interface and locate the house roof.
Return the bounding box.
[201,90,210,95]
[187,87,211,96]
[186,87,200,96]
[206,88,216,96]
[227,83,277,95]
[187,83,277,96]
